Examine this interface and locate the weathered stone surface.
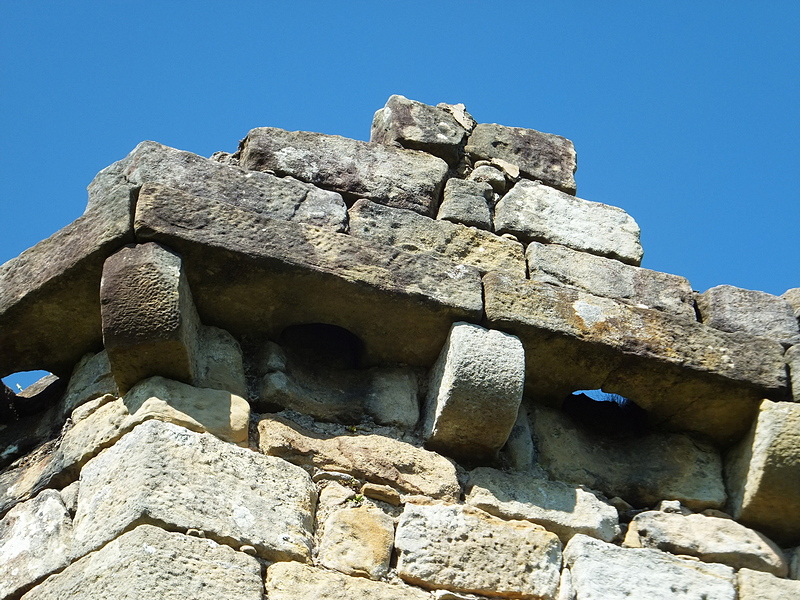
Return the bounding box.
[0,439,63,518]
[100,139,348,230]
[319,505,395,579]
[395,502,562,599]
[348,199,525,277]
[495,180,643,265]
[466,467,620,543]
[135,183,483,367]
[424,322,525,463]
[62,351,117,415]
[787,345,800,401]
[0,179,134,378]
[737,567,800,599]
[531,405,726,510]
[484,272,788,444]
[563,534,736,600]
[726,399,800,546]
[20,525,263,600]
[468,164,507,192]
[526,241,696,319]
[72,419,315,561]
[0,489,73,599]
[371,95,468,165]
[257,414,460,501]
[465,122,577,195]
[502,404,537,472]
[266,561,430,600]
[101,242,202,394]
[624,510,787,576]
[783,287,800,319]
[194,326,248,397]
[239,127,449,216]
[437,178,493,230]
[697,284,800,346]
[789,546,800,579]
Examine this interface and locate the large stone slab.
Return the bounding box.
[266,561,430,600]
[257,414,460,501]
[423,322,525,463]
[466,467,620,543]
[465,122,577,194]
[72,419,315,562]
[726,399,800,546]
[526,241,696,319]
[623,510,787,576]
[563,534,736,600]
[531,405,726,510]
[395,502,562,599]
[737,567,800,600]
[239,127,449,216]
[348,199,525,277]
[135,183,483,367]
[484,273,788,444]
[494,180,643,265]
[20,525,263,600]
[318,504,395,579]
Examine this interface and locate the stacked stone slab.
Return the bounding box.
[2,95,800,599]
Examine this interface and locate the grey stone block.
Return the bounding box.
[437,178,493,230]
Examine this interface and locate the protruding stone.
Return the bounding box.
[319,505,395,579]
[782,287,800,320]
[395,502,562,600]
[101,242,201,395]
[468,164,507,193]
[726,399,800,546]
[495,180,643,265]
[737,567,800,600]
[465,122,577,195]
[61,351,117,416]
[239,127,449,216]
[424,322,525,463]
[437,179,493,230]
[466,467,620,543]
[371,95,468,165]
[697,284,800,346]
[361,483,402,506]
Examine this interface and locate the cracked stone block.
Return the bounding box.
[437,178,494,230]
[424,322,525,463]
[318,505,395,579]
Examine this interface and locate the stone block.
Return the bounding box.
[371,95,468,165]
[484,273,788,444]
[61,351,117,416]
[563,534,736,600]
[526,241,696,319]
[465,122,577,194]
[239,127,449,216]
[782,287,800,319]
[737,567,800,600]
[697,284,800,346]
[395,502,562,599]
[266,561,430,600]
[468,164,507,192]
[424,322,525,463]
[437,178,493,230]
[788,345,800,401]
[194,326,248,397]
[348,199,525,277]
[466,467,620,543]
[318,505,395,579]
[72,419,315,562]
[257,414,460,501]
[495,180,643,265]
[101,242,202,394]
[0,490,73,599]
[135,183,483,368]
[726,399,800,546]
[531,405,726,510]
[20,525,263,600]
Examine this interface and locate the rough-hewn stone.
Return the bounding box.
[61,351,117,415]
[468,164,507,192]
[319,505,395,579]
[466,467,620,543]
[787,345,800,401]
[737,567,800,600]
[782,287,800,319]
[484,272,787,444]
[424,322,525,463]
[135,183,483,367]
[495,180,643,265]
[239,127,449,216]
[194,325,248,397]
[437,178,494,230]
[21,525,264,600]
[726,399,800,546]
[395,502,562,599]
[465,123,577,195]
[257,414,460,501]
[72,419,315,562]
[348,199,525,277]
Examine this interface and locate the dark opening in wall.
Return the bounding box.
[279,323,364,370]
[562,389,648,438]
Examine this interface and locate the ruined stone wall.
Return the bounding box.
[1,95,799,599]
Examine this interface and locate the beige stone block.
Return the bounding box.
[737,567,800,600]
[319,505,395,579]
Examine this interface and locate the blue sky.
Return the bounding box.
[2,2,799,388]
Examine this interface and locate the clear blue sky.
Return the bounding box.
[2,2,799,388]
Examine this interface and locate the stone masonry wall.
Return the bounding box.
[1,95,799,599]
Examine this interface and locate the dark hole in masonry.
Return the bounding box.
[563,389,649,438]
[279,323,364,370]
